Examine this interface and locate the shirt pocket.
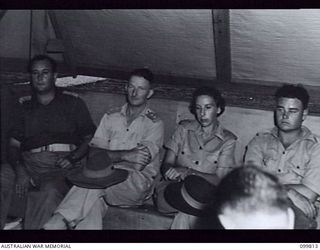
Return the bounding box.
[262,152,280,173]
[201,151,220,174]
[287,153,309,178]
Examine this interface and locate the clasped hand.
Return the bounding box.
[164,166,189,181]
[124,145,151,167]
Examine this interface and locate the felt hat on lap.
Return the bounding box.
[67,147,128,189]
[164,175,216,217]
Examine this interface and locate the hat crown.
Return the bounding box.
[184,175,216,204]
[86,148,112,171]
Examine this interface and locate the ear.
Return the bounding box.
[217,106,222,116]
[147,89,154,99]
[125,84,128,92]
[53,72,58,81]
[218,214,235,229]
[287,207,295,229]
[302,109,308,121]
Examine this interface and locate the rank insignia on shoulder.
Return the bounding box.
[63,90,79,98]
[107,106,122,115]
[145,109,159,122]
[18,95,31,104]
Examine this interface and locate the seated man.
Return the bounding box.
[244,84,320,229]
[1,55,96,229]
[215,165,295,229]
[44,68,164,229]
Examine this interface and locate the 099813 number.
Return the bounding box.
[300,244,318,248]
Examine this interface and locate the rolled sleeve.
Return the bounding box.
[218,139,237,168]
[164,125,185,156]
[89,114,109,148]
[141,120,164,160]
[301,143,320,196]
[244,136,265,167]
[215,139,237,178]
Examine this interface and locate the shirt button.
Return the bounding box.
[214,161,217,164]
[195,161,199,165]
[278,169,281,172]
[282,151,285,154]
[126,129,129,131]
[297,166,300,169]
[181,151,185,155]
[199,146,203,150]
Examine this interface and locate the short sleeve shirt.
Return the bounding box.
[89,104,164,178]
[165,120,237,179]
[10,89,96,150]
[244,126,320,195]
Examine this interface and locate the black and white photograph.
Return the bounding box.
[1,9,320,243]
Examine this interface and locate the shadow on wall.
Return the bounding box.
[79,90,320,165]
[3,89,320,165]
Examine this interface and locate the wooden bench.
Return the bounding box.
[103,203,174,230]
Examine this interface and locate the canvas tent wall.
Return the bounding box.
[2,9,320,163]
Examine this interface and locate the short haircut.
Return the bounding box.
[129,68,154,84]
[215,165,290,215]
[189,86,225,117]
[275,84,309,109]
[28,54,57,73]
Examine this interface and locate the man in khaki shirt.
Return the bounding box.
[244,84,320,229]
[44,68,164,229]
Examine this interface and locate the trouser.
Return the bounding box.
[289,199,317,229]
[153,179,178,214]
[45,170,153,230]
[24,177,72,229]
[1,151,74,230]
[0,163,23,229]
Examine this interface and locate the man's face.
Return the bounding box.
[126,75,153,107]
[195,95,219,128]
[275,97,307,132]
[30,59,57,94]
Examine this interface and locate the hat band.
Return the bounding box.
[181,183,209,211]
[83,165,113,178]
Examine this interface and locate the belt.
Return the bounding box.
[29,144,76,153]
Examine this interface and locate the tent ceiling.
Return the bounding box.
[231,10,320,86]
[1,9,320,87]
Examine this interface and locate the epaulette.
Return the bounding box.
[255,130,270,137]
[62,90,79,98]
[178,119,194,126]
[145,109,160,123]
[18,95,32,104]
[222,129,238,141]
[106,106,122,115]
[178,119,197,129]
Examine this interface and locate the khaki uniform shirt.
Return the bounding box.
[89,104,164,179]
[165,120,237,179]
[244,126,320,195]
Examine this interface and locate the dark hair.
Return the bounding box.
[189,86,225,117]
[130,68,154,84]
[28,54,57,73]
[275,84,309,109]
[215,166,289,215]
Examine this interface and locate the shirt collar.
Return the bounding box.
[30,88,60,105]
[189,121,225,141]
[270,126,316,142]
[120,103,149,118]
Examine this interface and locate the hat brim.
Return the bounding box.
[164,181,215,217]
[67,167,129,189]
